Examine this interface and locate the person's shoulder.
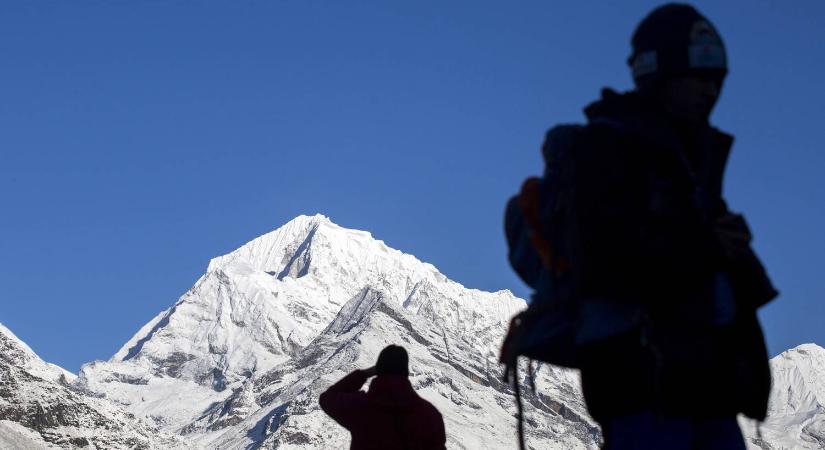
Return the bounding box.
[541,121,627,166]
[579,119,629,149]
[579,88,649,139]
[416,397,443,421]
[572,120,634,167]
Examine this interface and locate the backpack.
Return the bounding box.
[500,124,582,370]
[500,124,644,450]
[502,124,645,369]
[501,120,779,449]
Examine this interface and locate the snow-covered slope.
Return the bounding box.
[3,214,823,449]
[196,287,598,449]
[743,343,825,450]
[0,323,75,385]
[75,214,599,448]
[0,323,191,449]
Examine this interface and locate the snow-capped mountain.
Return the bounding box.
[1,214,823,449]
[0,323,190,449]
[742,344,825,450]
[74,214,598,449]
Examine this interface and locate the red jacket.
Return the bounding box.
[319,370,447,450]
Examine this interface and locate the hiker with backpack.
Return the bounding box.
[501,4,777,449]
[319,345,446,450]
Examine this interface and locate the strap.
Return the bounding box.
[502,360,527,450]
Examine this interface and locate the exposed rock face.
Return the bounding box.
[1,215,822,449]
[75,215,596,449]
[199,286,599,449]
[0,324,191,449]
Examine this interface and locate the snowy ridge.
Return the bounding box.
[0,323,192,449]
[769,344,825,417]
[75,214,528,447]
[206,214,326,274]
[99,215,522,389]
[0,323,75,384]
[201,286,597,449]
[743,343,825,450]
[3,215,823,449]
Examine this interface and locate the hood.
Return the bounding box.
[584,88,732,186]
[367,375,419,414]
[584,88,655,124]
[584,88,684,151]
[584,88,733,152]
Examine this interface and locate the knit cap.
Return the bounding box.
[376,345,409,376]
[629,3,727,89]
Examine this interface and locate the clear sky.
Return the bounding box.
[1,1,823,373]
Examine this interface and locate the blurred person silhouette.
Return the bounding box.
[501,4,778,449]
[319,345,446,450]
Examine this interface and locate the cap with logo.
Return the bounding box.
[628,3,727,90]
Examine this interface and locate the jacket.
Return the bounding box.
[319,370,447,450]
[569,88,775,422]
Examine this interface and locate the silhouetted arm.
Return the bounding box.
[318,370,370,429]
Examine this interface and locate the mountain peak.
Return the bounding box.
[206,213,332,273]
[772,342,825,397]
[204,214,448,298]
[0,322,28,352]
[783,343,825,357]
[0,322,75,382]
[758,342,825,448]
[8,214,822,449]
[77,214,525,443]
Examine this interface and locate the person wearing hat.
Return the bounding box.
[319,345,446,449]
[507,3,777,449]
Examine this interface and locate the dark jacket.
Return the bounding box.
[319,370,447,450]
[567,89,775,422]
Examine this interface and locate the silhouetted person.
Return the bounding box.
[504,3,777,450]
[319,345,446,450]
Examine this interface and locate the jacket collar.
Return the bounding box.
[584,88,733,199]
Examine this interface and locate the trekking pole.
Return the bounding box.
[512,363,527,450]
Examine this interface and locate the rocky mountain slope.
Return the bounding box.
[0,323,190,449]
[1,214,823,449]
[74,214,596,449]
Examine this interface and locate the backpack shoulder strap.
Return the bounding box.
[541,124,583,166]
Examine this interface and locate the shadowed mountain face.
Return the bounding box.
[1,215,822,449]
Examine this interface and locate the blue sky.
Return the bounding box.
[1,1,823,373]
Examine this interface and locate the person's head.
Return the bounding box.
[375,345,409,377]
[628,3,727,125]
